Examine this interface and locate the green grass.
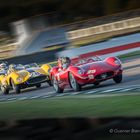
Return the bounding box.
[0,93,140,120]
[118,50,140,59]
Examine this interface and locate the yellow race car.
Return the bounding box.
[0,63,52,94]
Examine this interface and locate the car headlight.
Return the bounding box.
[78,70,84,75]
[114,59,121,65]
[16,77,22,82]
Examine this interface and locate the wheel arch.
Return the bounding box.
[68,71,79,88]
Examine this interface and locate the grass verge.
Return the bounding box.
[118,50,140,60]
[0,93,140,120]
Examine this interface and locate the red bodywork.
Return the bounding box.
[50,56,123,90]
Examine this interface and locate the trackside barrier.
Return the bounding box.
[67,17,140,40]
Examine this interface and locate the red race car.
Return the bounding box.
[50,56,123,93]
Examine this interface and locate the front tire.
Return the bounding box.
[47,80,52,86]
[113,74,122,83]
[11,79,21,94]
[94,82,100,86]
[1,85,9,95]
[36,83,41,88]
[52,76,63,93]
[69,72,81,91]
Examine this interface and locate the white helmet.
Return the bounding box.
[0,63,7,69]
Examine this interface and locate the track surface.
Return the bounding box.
[0,57,140,102]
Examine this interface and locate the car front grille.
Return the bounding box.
[27,75,47,84]
[95,71,114,80]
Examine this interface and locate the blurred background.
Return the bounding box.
[0,0,140,64]
[1,1,140,139]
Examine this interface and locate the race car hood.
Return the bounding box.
[17,67,46,78]
[26,67,46,75]
[79,61,115,73]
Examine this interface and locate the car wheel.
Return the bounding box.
[52,76,63,93]
[1,85,9,95]
[36,83,41,88]
[46,75,52,86]
[11,79,21,94]
[47,80,52,86]
[94,82,100,86]
[69,72,81,91]
[113,74,122,83]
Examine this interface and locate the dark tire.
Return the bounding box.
[69,72,81,91]
[1,85,9,95]
[113,74,122,83]
[46,75,52,86]
[52,76,63,93]
[36,83,41,88]
[47,80,52,86]
[11,79,21,94]
[94,82,100,86]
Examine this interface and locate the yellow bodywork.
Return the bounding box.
[0,64,52,87]
[41,64,52,75]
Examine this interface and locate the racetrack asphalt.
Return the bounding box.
[0,57,140,102]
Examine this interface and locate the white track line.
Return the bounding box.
[55,92,140,99]
[30,96,42,99]
[70,92,81,95]
[0,85,140,102]
[7,98,17,101]
[18,97,28,101]
[118,88,136,92]
[84,90,99,94]
[40,94,54,98]
[101,88,123,93]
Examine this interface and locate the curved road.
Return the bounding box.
[0,57,140,101]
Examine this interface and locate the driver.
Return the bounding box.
[0,62,8,75]
[61,57,71,69]
[7,64,17,74]
[0,62,7,70]
[58,57,71,70]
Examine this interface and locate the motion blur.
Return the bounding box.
[0,0,140,139]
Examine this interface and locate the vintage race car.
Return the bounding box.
[50,56,123,93]
[0,63,52,94]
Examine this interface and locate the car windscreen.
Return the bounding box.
[75,56,102,65]
[25,63,39,69]
[14,67,25,71]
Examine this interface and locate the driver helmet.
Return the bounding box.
[61,57,71,69]
[9,64,17,71]
[0,62,7,70]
